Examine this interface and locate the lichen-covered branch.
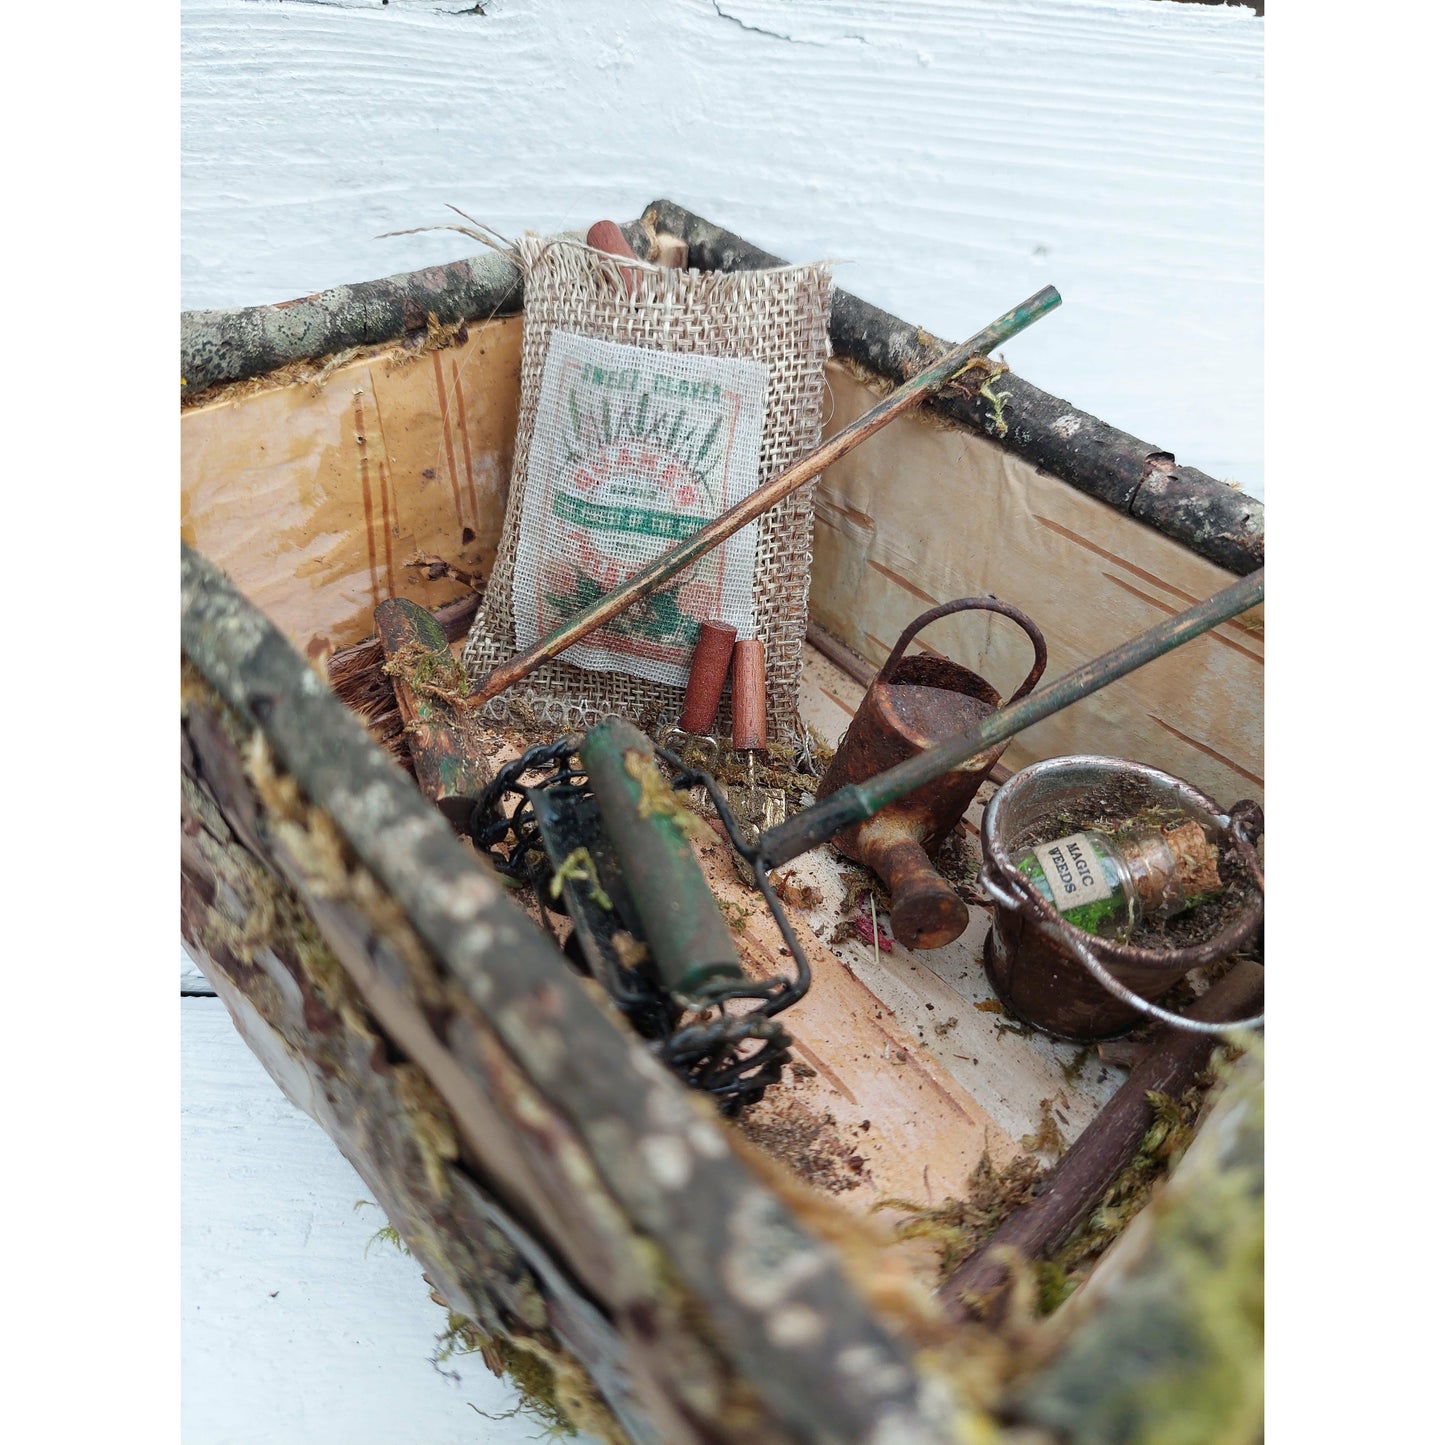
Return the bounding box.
[182,679,638,1442]
[181,540,966,1444]
[937,961,1264,1323]
[1007,1046,1265,1444]
[180,250,524,393]
[641,198,1263,577]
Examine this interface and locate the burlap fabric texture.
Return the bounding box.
[461,234,833,744]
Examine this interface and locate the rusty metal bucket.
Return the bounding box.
[817,597,1047,950]
[979,755,1265,1040]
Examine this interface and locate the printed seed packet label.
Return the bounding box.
[513,331,769,689]
[1036,833,1113,908]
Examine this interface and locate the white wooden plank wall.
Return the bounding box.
[181,989,571,1443]
[181,0,1264,498]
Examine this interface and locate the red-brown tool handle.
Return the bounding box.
[680,621,737,735]
[586,220,640,297]
[731,639,767,751]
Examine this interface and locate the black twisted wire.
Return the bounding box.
[468,732,812,1112]
[468,735,585,882]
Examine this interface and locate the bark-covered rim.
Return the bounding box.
[179,199,1262,577]
[180,539,959,1443]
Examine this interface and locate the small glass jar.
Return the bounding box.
[1010,821,1220,943]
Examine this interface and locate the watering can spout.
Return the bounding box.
[866,834,971,950]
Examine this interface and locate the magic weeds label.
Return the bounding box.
[1033,833,1113,909]
[514,332,769,688]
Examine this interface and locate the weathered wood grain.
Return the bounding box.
[181,316,522,657]
[1008,1044,1265,1443]
[938,961,1264,1323]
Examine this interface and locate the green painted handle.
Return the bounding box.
[582,719,743,997]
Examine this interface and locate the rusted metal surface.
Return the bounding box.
[474,731,810,1114]
[816,598,1047,949]
[759,568,1264,868]
[979,755,1264,1040]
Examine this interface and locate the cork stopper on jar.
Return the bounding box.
[1162,820,1223,898]
[1126,819,1222,914]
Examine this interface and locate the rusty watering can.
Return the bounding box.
[817,597,1047,950]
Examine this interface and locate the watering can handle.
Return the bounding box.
[879,597,1048,705]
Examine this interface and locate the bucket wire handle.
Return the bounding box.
[980,801,1265,1036]
[879,596,1048,705]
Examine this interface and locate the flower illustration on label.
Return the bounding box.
[516,332,768,688]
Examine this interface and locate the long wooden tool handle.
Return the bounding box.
[466,285,1062,707]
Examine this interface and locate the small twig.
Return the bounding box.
[376,205,515,256]
[445,204,513,247]
[403,552,486,593]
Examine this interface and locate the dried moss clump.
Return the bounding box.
[1035,1087,1201,1315]
[383,637,471,707]
[432,1314,580,1440]
[1014,1047,1264,1445]
[952,355,1013,436]
[665,730,831,812]
[875,1149,1043,1275]
[879,1077,1210,1327]
[1021,1097,1068,1162]
[355,1201,412,1259]
[549,846,613,909]
[623,748,712,842]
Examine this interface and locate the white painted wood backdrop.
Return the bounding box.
[182,0,1264,499]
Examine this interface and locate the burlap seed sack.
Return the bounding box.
[462,233,833,743]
